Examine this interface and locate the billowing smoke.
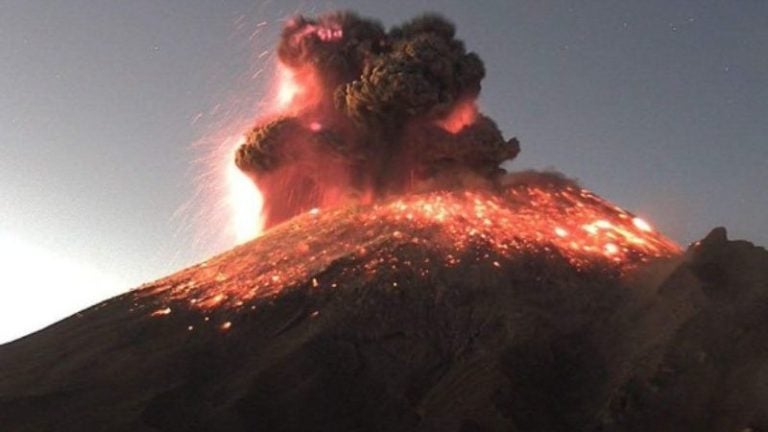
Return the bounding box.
[235,12,520,228]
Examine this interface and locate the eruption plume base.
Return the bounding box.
[235,12,519,229]
[224,136,264,244]
[146,176,680,314]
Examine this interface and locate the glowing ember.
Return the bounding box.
[604,243,620,255]
[151,307,172,317]
[142,180,681,313]
[633,217,653,232]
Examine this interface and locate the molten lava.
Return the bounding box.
[145,177,680,317]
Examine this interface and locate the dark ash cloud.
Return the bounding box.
[236,12,520,228]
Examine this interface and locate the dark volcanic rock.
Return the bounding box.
[601,228,768,431]
[0,225,766,431]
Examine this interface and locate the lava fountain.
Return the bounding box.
[189,12,681,313]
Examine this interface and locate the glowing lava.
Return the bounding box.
[144,178,681,314]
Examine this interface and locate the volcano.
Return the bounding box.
[1,176,767,432]
[4,10,767,432]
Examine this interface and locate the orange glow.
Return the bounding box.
[210,62,321,245]
[225,136,264,244]
[151,307,172,317]
[272,63,324,113]
[633,217,653,232]
[275,64,301,110]
[436,100,478,133]
[143,182,681,314]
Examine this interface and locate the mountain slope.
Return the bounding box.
[0,184,765,431]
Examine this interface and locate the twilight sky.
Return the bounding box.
[1,1,766,342]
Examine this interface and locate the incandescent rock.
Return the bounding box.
[0,208,765,432]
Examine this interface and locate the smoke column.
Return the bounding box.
[235,12,520,229]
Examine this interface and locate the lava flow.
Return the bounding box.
[167,13,680,319]
[143,174,680,316]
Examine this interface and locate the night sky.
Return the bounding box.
[1,0,766,342]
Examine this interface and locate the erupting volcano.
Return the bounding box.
[146,173,679,314]
[2,11,768,432]
[233,12,520,229]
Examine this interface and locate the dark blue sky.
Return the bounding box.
[1,1,766,292]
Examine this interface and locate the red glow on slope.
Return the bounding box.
[145,182,681,313]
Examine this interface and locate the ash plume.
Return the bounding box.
[235,12,520,228]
